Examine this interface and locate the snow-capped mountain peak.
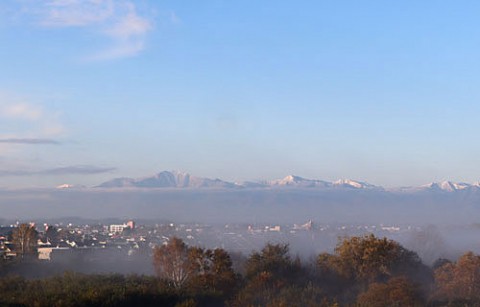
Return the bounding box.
[333,179,377,189]
[270,175,331,188]
[56,184,85,189]
[56,184,74,189]
[421,181,472,192]
[274,175,306,185]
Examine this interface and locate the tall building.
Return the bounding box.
[109,220,135,233]
[126,220,135,230]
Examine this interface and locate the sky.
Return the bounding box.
[1,0,480,188]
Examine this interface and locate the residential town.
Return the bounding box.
[0,218,452,273]
[2,218,480,306]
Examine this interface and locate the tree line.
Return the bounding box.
[2,230,480,306]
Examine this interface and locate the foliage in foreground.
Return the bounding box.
[2,234,480,306]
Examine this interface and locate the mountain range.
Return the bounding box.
[1,170,478,224]
[94,170,480,193]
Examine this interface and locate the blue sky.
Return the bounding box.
[1,0,480,188]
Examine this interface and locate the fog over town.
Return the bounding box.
[2,170,480,274]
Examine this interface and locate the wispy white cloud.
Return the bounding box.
[0,102,42,120]
[0,92,114,182]
[88,39,146,61]
[0,97,65,171]
[105,4,151,39]
[0,92,65,139]
[90,3,152,61]
[41,0,115,27]
[33,0,153,60]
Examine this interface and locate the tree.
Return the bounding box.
[189,248,237,297]
[406,225,447,265]
[153,237,192,289]
[45,225,60,246]
[455,252,480,300]
[232,243,304,306]
[433,251,480,303]
[323,234,427,285]
[153,237,238,299]
[11,223,38,259]
[245,243,299,282]
[356,277,424,307]
[206,248,237,294]
[432,258,451,270]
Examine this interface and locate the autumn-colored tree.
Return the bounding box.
[455,252,480,299]
[153,237,192,289]
[153,237,237,298]
[432,258,451,270]
[261,284,336,307]
[433,251,480,303]
[432,260,455,301]
[11,223,38,259]
[321,234,427,285]
[356,276,424,307]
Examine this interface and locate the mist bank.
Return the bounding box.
[1,187,480,225]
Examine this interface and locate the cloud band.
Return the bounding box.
[0,138,60,145]
[0,165,116,176]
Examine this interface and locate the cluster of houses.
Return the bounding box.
[0,226,15,259]
[0,219,410,265]
[0,220,145,262]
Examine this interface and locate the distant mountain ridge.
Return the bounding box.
[395,180,480,193]
[97,171,380,190]
[268,175,378,190]
[96,171,480,193]
[97,171,238,189]
[6,171,480,225]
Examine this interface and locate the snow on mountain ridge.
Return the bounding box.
[96,171,480,192]
[56,184,75,189]
[56,183,86,189]
[333,179,378,189]
[270,175,331,188]
[97,171,237,189]
[99,172,380,190]
[420,181,474,192]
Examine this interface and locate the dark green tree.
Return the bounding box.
[188,247,237,297]
[232,243,305,306]
[45,225,60,246]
